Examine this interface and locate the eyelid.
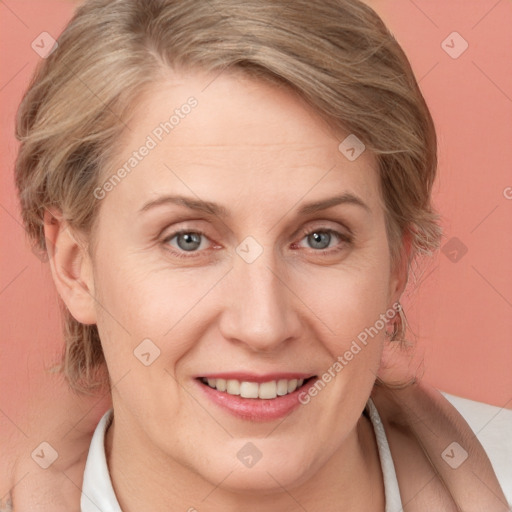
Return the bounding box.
[162,228,208,243]
[294,219,353,242]
[299,227,345,242]
[293,226,353,253]
[162,229,217,257]
[159,219,215,245]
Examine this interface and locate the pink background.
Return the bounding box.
[1,0,511,448]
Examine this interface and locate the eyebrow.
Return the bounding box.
[138,192,371,217]
[139,195,230,217]
[298,193,370,215]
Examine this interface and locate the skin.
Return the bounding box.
[43,68,411,511]
[3,390,110,512]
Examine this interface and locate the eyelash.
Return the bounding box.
[162,229,211,260]
[295,227,353,255]
[162,227,353,259]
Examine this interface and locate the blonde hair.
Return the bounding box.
[15,0,442,393]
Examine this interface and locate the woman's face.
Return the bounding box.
[87,69,405,491]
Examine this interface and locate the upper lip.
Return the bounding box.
[197,372,316,383]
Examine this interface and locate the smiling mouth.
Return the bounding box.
[198,377,316,399]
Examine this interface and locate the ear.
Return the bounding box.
[377,232,420,385]
[387,231,413,307]
[43,208,97,325]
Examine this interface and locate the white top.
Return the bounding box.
[366,398,403,511]
[81,409,120,512]
[80,394,512,511]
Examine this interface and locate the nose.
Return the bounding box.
[218,250,302,353]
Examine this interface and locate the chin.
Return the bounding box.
[194,442,317,494]
[213,466,308,495]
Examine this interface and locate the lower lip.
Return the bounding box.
[196,379,316,422]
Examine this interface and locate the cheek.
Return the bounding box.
[93,251,173,336]
[301,258,392,355]
[91,253,219,378]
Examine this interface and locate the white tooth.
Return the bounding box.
[276,379,289,396]
[226,379,241,395]
[297,378,304,388]
[259,381,277,399]
[207,378,217,388]
[240,381,259,399]
[216,378,227,392]
[287,379,298,393]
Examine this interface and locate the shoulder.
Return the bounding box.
[371,382,511,510]
[442,392,512,505]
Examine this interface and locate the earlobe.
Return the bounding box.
[43,208,97,325]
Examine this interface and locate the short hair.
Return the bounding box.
[14,0,442,393]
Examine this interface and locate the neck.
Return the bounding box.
[105,411,384,512]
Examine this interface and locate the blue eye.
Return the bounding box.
[306,231,333,250]
[299,229,349,251]
[165,231,209,254]
[162,227,351,260]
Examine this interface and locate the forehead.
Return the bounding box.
[101,69,382,214]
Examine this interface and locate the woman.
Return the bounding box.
[11,0,510,510]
